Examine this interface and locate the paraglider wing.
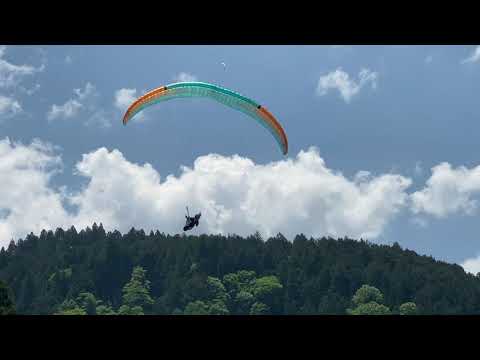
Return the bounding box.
[122,82,288,155]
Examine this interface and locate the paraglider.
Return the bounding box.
[221,62,227,70]
[122,81,288,155]
[183,207,201,232]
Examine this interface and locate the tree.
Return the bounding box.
[250,302,269,315]
[206,276,229,304]
[208,299,229,315]
[54,299,86,315]
[96,304,117,315]
[235,290,255,314]
[252,275,283,313]
[184,300,209,315]
[0,280,15,315]
[348,284,391,315]
[118,305,144,315]
[57,307,87,315]
[5,224,480,316]
[352,285,384,306]
[119,266,154,315]
[399,302,417,315]
[347,302,391,315]
[183,276,230,315]
[183,271,284,315]
[76,292,99,315]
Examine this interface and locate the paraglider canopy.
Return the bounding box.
[122,81,288,155]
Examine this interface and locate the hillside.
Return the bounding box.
[0,223,479,315]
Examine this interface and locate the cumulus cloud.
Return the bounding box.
[461,46,480,64]
[316,68,378,103]
[20,83,41,96]
[173,72,198,82]
[114,87,145,122]
[47,82,105,125]
[461,255,480,275]
[114,88,137,111]
[0,46,44,120]
[0,95,22,119]
[47,100,83,121]
[70,147,412,239]
[0,138,71,245]
[410,162,480,218]
[0,45,44,89]
[0,139,414,248]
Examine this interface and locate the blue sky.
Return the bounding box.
[1,45,480,272]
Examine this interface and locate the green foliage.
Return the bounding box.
[352,285,384,306]
[184,300,210,315]
[208,299,230,315]
[2,224,480,315]
[347,302,391,315]
[57,307,87,315]
[118,305,144,315]
[348,285,391,315]
[183,276,230,315]
[399,302,417,315]
[76,292,99,315]
[206,276,229,303]
[0,280,15,315]
[121,266,154,314]
[183,270,282,315]
[235,290,255,314]
[252,275,283,309]
[250,302,269,315]
[96,304,117,315]
[55,299,86,315]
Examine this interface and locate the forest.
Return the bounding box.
[1,223,479,315]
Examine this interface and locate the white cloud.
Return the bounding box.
[68,147,411,239]
[461,255,480,275]
[85,109,112,128]
[0,46,44,120]
[19,83,41,96]
[0,95,22,119]
[316,67,378,103]
[47,100,83,121]
[73,82,96,101]
[0,138,71,245]
[114,88,147,122]
[0,140,414,248]
[114,88,137,111]
[173,72,198,82]
[410,162,480,218]
[47,82,101,123]
[0,46,44,89]
[461,46,480,64]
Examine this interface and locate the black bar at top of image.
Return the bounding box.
[1,6,480,45]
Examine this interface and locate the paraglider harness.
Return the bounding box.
[183,207,201,232]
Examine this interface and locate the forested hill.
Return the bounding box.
[1,223,479,315]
